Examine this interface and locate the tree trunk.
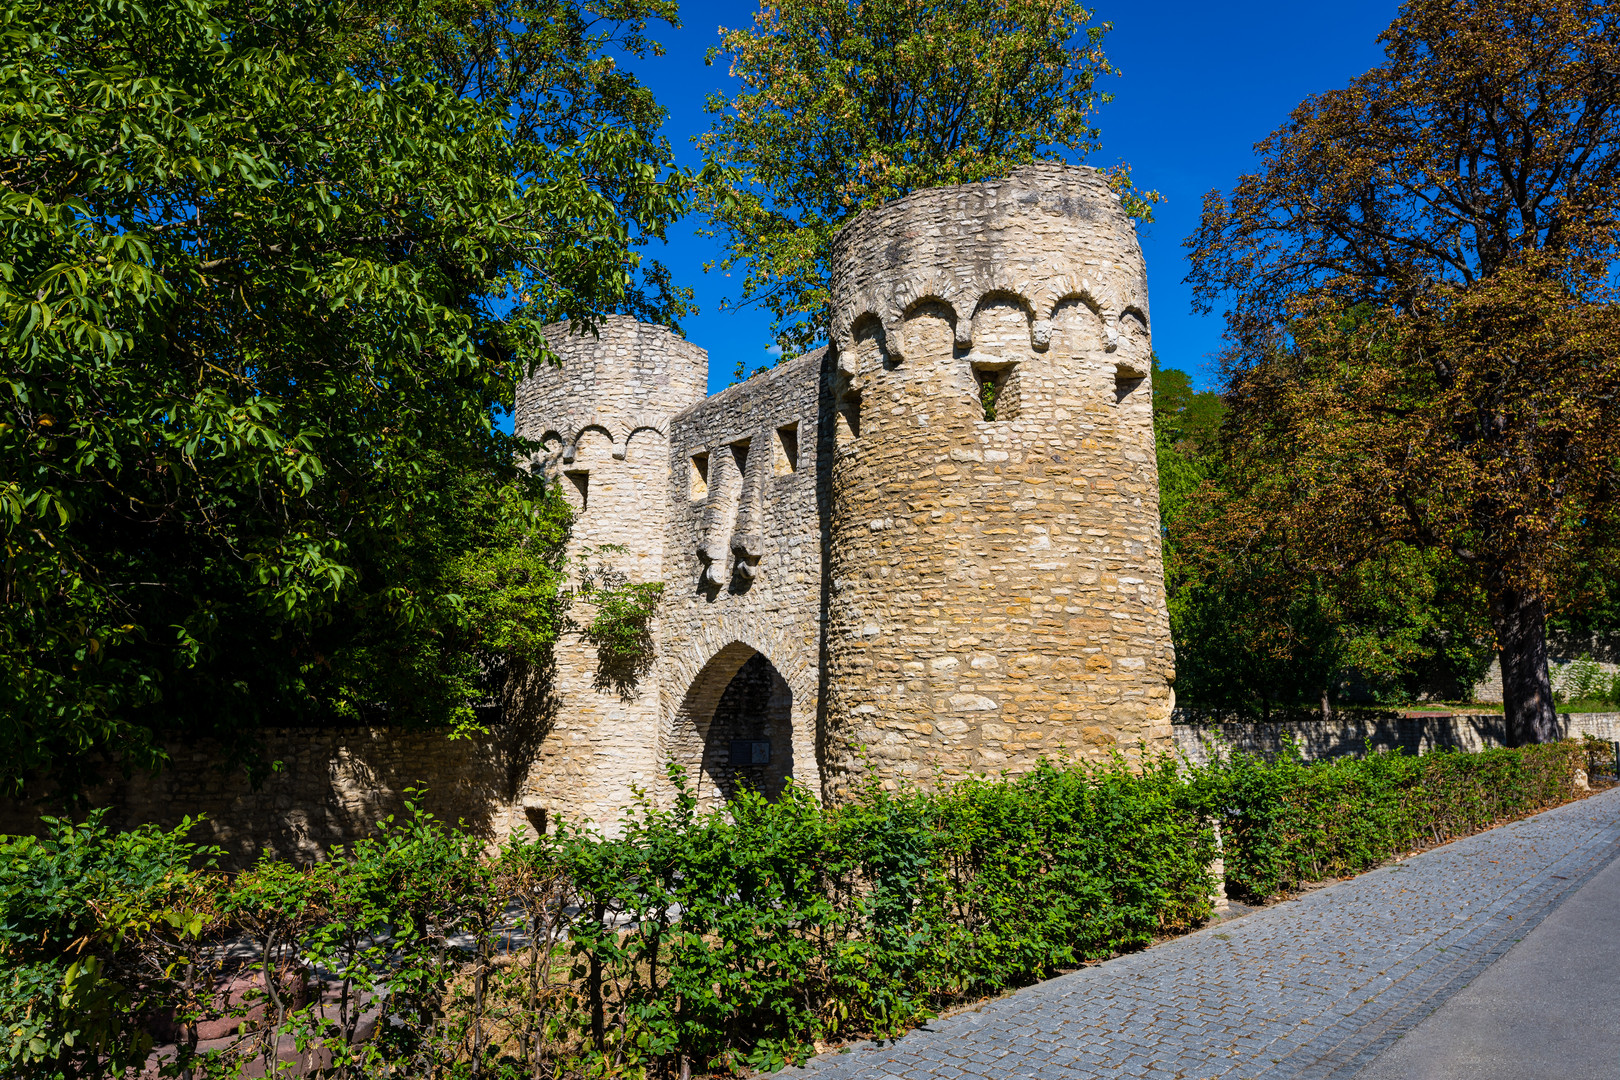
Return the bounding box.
[1491,588,1559,745]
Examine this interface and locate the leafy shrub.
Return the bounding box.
[0,813,219,1079]
[0,743,1587,1078]
[1204,739,1586,901]
[1554,656,1609,703]
[560,757,1215,1075]
[1583,733,1619,780]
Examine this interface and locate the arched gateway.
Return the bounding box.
[665,643,798,809]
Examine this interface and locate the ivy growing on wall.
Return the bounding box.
[575,546,666,698]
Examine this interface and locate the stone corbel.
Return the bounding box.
[696,540,727,588]
[836,343,860,381]
[730,532,764,581]
[1030,319,1052,351]
[954,319,975,352]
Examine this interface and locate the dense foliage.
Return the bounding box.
[1,743,1588,1079]
[1184,0,1620,741]
[1152,359,1495,714]
[0,0,692,793]
[0,759,1214,1079]
[1151,355,1223,550]
[698,0,1158,353]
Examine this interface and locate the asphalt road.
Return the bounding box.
[1355,829,1620,1079]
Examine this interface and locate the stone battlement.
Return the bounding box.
[829,161,1149,364]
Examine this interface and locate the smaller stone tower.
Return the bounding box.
[818,163,1175,797]
[512,316,708,826]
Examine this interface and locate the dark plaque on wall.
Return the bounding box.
[729,740,771,765]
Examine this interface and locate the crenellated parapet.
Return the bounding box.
[516,317,708,472]
[828,163,1151,378]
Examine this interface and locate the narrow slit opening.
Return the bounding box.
[774,423,799,474]
[974,365,1010,422]
[836,393,861,442]
[690,452,710,499]
[565,470,589,512]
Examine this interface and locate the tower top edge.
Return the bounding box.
[825,162,1148,359]
[538,315,709,361]
[829,162,1120,251]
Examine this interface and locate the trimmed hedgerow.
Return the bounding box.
[559,755,1216,1074]
[1204,739,1587,902]
[0,742,1587,1078]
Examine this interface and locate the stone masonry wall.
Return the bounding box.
[818,163,1174,797]
[1172,713,1620,766]
[0,728,520,869]
[657,350,825,809]
[1470,631,1620,703]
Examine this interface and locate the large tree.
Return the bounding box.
[698,0,1157,354]
[0,0,691,793]
[1185,0,1620,742]
[1152,358,1493,718]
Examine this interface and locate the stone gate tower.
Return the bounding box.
[817,162,1173,797]
[512,162,1174,824]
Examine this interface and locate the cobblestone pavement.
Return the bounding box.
[786,786,1620,1080]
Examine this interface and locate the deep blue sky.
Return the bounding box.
[589,0,1401,395]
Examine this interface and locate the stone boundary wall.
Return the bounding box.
[1171,713,1620,766]
[0,727,524,869]
[1472,653,1620,704]
[8,711,1615,870]
[1466,630,1620,703]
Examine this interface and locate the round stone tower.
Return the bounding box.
[819,162,1174,798]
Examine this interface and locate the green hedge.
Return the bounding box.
[1206,740,1587,901]
[0,743,1585,1079]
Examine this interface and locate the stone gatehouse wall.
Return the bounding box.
[503,162,1177,822]
[513,317,709,828]
[657,348,827,810]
